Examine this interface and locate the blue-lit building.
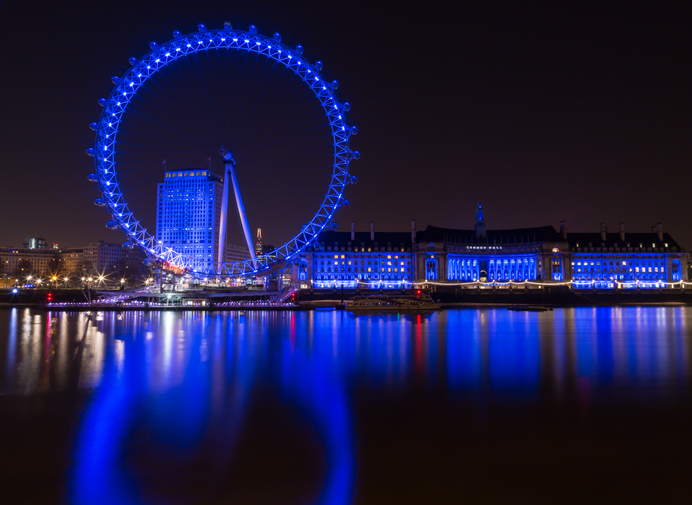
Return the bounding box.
[294,205,688,290]
[293,222,415,289]
[156,169,222,272]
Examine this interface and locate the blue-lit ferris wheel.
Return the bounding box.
[86,22,359,277]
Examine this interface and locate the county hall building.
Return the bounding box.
[292,204,687,290]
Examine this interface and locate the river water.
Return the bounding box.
[1,307,691,504]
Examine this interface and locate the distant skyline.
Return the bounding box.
[0,1,690,249]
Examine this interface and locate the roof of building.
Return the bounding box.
[567,232,683,251]
[315,231,413,248]
[418,225,563,244]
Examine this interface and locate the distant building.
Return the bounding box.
[22,237,47,250]
[255,228,263,256]
[292,205,688,289]
[296,221,414,289]
[58,247,84,276]
[0,247,56,277]
[226,243,252,263]
[156,169,223,272]
[82,241,145,276]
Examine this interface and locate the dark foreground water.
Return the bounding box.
[2,307,692,504]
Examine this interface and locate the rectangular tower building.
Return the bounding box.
[156,169,223,272]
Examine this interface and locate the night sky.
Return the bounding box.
[0,1,690,249]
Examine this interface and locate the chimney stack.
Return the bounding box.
[351,222,355,241]
[559,220,567,240]
[370,221,374,241]
[411,219,416,244]
[619,222,625,242]
[656,223,663,242]
[600,222,607,242]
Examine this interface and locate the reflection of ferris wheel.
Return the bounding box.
[86,22,359,277]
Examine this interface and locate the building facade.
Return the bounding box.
[0,247,57,277]
[292,206,688,290]
[156,169,223,272]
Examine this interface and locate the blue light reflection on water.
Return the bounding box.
[0,307,690,502]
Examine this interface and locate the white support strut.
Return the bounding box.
[218,146,257,265]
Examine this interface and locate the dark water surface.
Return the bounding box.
[2,307,692,504]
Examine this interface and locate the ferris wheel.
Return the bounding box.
[86,22,359,277]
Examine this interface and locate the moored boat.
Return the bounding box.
[345,295,441,313]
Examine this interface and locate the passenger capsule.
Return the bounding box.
[94,198,106,207]
[343,102,351,112]
[89,122,98,131]
[85,148,95,157]
[249,25,258,35]
[350,175,358,185]
[331,80,339,90]
[273,32,281,42]
[330,222,339,230]
[198,23,207,32]
[111,76,120,85]
[350,126,358,136]
[106,221,118,230]
[295,45,304,55]
[352,150,360,160]
[123,241,134,249]
[98,98,107,107]
[315,61,323,71]
[342,200,351,208]
[128,57,137,66]
[87,173,99,182]
[173,30,182,38]
[223,21,232,30]
[149,41,158,50]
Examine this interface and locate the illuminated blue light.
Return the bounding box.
[91,26,355,279]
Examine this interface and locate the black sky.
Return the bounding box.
[0,1,690,248]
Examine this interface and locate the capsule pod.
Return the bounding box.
[85,148,95,157]
[123,241,134,249]
[128,57,137,66]
[273,32,281,42]
[173,30,182,38]
[330,221,339,230]
[350,126,358,136]
[94,198,106,207]
[249,25,258,34]
[223,21,232,30]
[295,44,304,55]
[342,200,351,208]
[343,102,351,112]
[106,221,118,230]
[89,122,98,131]
[98,98,107,107]
[350,175,358,185]
[331,80,339,90]
[87,173,99,182]
[352,150,360,160]
[198,23,207,32]
[149,41,158,50]
[315,61,323,71]
[111,76,120,85]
